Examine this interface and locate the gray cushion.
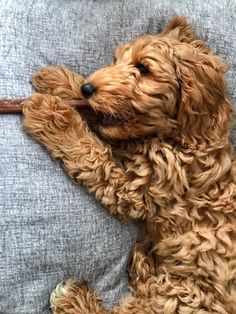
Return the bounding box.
[0,0,235,313]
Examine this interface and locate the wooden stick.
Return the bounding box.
[0,98,88,114]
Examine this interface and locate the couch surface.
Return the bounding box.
[0,0,235,313]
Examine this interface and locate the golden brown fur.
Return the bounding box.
[22,17,236,313]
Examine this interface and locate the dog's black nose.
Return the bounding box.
[81,83,96,98]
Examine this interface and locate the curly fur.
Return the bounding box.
[22,17,236,314]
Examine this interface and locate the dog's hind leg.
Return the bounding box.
[50,279,162,314]
[128,239,157,294]
[50,280,109,314]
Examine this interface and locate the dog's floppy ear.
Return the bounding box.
[160,16,197,43]
[173,44,232,148]
[161,17,211,54]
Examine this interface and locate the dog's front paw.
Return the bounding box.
[32,66,84,99]
[22,93,78,140]
[50,280,104,314]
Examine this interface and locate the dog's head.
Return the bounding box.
[81,17,232,148]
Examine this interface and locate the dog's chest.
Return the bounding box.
[113,139,192,199]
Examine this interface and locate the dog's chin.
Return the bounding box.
[99,114,129,127]
[82,102,177,141]
[82,101,139,140]
[98,124,132,141]
[97,118,157,141]
[97,116,178,141]
[94,111,133,139]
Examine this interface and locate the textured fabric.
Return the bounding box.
[0,0,235,313]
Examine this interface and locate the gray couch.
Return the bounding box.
[0,1,235,313]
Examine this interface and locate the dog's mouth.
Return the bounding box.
[97,111,130,126]
[78,103,134,127]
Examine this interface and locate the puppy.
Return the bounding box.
[23,17,236,314]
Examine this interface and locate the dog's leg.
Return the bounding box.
[50,279,163,314]
[31,66,84,99]
[128,240,156,293]
[50,268,236,314]
[22,94,147,220]
[50,280,109,314]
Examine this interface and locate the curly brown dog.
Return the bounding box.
[23,17,236,314]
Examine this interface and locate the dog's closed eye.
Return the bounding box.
[135,63,149,75]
